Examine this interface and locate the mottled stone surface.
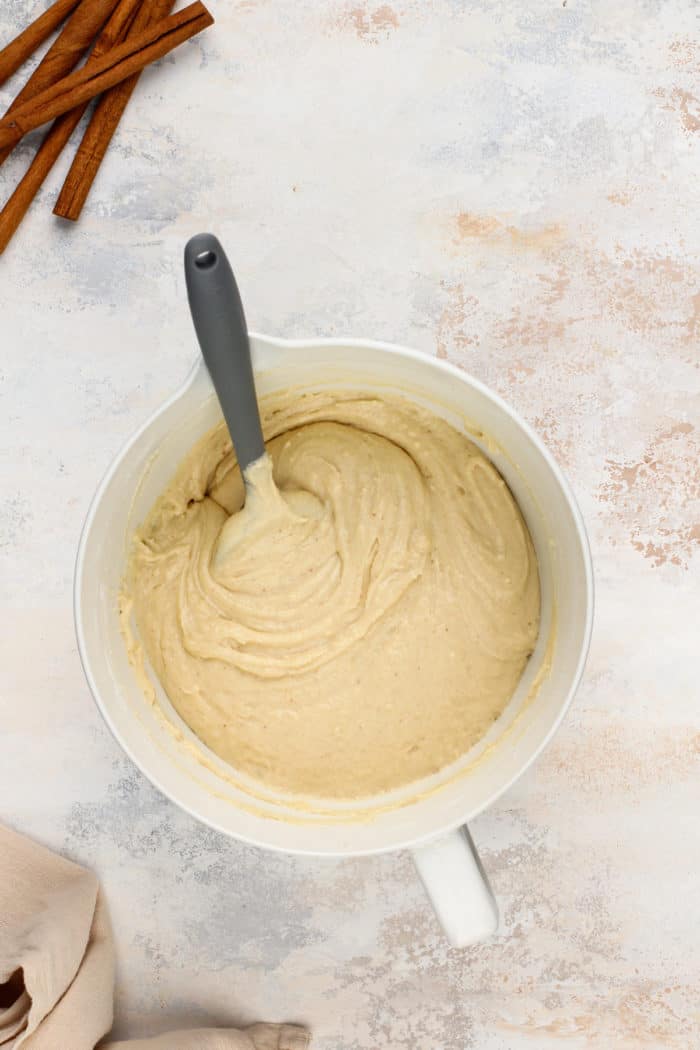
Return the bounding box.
[1,1,698,1047]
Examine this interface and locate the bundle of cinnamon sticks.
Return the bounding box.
[0,0,214,253]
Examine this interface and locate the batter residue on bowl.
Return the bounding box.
[121,390,540,799]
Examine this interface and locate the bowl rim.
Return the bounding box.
[74,333,594,857]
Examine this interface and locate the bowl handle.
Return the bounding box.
[412,826,498,947]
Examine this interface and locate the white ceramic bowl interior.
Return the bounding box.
[76,336,593,857]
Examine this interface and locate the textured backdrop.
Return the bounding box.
[1,1,698,1047]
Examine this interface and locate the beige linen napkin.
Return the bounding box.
[0,825,308,1050]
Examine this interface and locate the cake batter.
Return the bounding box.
[122,390,540,799]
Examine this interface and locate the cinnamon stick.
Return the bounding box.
[0,0,82,89]
[54,0,174,222]
[0,3,214,155]
[0,0,144,254]
[0,0,124,165]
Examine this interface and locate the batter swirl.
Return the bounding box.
[122,390,540,799]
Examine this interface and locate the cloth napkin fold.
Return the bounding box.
[0,825,308,1050]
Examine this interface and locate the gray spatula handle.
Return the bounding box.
[184,233,265,474]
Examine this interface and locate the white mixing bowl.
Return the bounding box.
[75,335,593,946]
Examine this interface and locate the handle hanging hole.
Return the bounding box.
[195,250,217,270]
